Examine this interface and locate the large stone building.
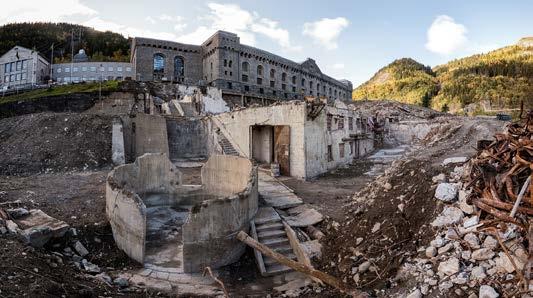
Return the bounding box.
[0,46,50,90]
[131,31,353,102]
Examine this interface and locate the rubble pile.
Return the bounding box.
[318,158,441,294]
[397,111,533,298]
[0,207,150,296]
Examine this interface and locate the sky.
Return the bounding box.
[1,0,532,86]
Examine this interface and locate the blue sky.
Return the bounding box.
[1,0,532,86]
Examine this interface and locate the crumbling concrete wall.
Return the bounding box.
[121,113,170,160]
[387,120,440,145]
[182,155,258,272]
[112,118,126,165]
[305,104,374,178]
[166,118,210,160]
[106,153,182,263]
[213,103,307,178]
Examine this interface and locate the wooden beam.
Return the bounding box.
[236,231,367,297]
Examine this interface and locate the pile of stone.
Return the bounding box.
[0,207,137,292]
[398,156,530,298]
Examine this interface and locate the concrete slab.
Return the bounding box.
[259,172,303,209]
[14,209,69,247]
[282,207,323,227]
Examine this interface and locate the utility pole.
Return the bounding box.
[50,43,54,85]
[70,28,74,84]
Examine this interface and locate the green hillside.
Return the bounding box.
[0,22,130,63]
[353,39,533,114]
[352,58,439,107]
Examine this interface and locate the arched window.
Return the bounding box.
[282,72,287,82]
[257,65,263,76]
[270,69,275,79]
[317,83,320,91]
[301,78,305,86]
[242,61,249,72]
[153,54,165,73]
[174,56,184,77]
[309,81,313,89]
[292,75,296,84]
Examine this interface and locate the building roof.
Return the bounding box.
[0,45,49,63]
[73,49,89,63]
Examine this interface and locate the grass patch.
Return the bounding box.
[0,81,120,104]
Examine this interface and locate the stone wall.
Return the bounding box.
[182,155,258,272]
[131,37,203,83]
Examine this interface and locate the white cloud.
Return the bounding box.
[145,16,156,25]
[158,14,184,23]
[173,23,188,32]
[177,2,300,50]
[0,0,96,24]
[332,63,345,69]
[303,17,349,50]
[425,15,468,55]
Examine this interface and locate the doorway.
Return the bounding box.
[251,125,290,176]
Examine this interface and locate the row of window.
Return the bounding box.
[56,66,132,74]
[327,142,356,162]
[57,76,130,83]
[327,114,367,131]
[240,62,347,97]
[3,60,28,73]
[153,54,184,77]
[3,72,28,83]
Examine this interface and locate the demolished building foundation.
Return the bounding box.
[106,153,258,272]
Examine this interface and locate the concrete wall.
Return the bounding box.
[106,153,183,263]
[388,120,439,145]
[166,118,210,160]
[304,104,374,178]
[130,113,170,158]
[213,102,307,178]
[182,155,258,272]
[107,154,257,272]
[112,118,126,165]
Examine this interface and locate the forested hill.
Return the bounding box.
[351,58,439,107]
[0,23,130,63]
[353,38,533,114]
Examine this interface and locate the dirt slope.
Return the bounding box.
[0,112,113,175]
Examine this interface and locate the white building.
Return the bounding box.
[0,46,50,90]
[52,62,134,84]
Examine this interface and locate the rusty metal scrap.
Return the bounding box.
[467,110,533,225]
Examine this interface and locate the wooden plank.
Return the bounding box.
[237,231,367,297]
[250,220,267,275]
[283,222,322,285]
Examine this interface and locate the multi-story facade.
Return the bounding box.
[131,31,353,102]
[0,46,50,90]
[52,62,134,83]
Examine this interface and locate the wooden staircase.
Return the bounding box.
[216,130,240,156]
[250,207,296,276]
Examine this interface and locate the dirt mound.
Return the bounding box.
[0,112,112,175]
[317,159,445,294]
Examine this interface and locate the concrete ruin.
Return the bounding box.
[106,153,258,272]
